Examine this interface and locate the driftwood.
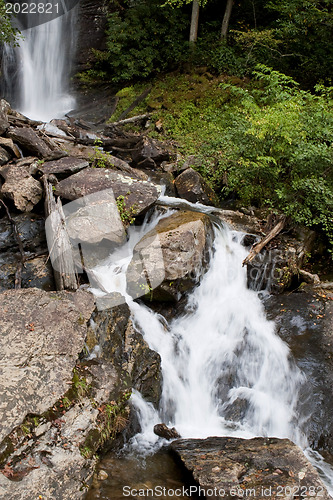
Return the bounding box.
[242,216,286,267]
[43,176,78,291]
[117,86,152,121]
[0,198,26,289]
[107,114,150,128]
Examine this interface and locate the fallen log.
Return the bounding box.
[108,114,150,128]
[242,215,286,267]
[43,176,78,291]
[117,86,152,121]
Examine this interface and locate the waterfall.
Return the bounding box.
[89,201,333,495]
[1,7,77,122]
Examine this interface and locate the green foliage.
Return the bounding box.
[142,68,333,250]
[116,195,136,226]
[86,0,188,83]
[0,0,20,44]
[265,0,333,85]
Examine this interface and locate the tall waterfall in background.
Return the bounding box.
[1,8,77,122]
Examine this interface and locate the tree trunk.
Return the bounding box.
[189,0,200,44]
[221,0,234,40]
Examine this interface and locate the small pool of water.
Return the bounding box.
[86,448,200,500]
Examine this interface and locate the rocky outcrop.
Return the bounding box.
[55,167,160,217]
[127,210,214,301]
[175,167,219,207]
[171,437,330,499]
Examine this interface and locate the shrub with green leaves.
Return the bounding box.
[152,66,332,251]
[88,0,188,83]
[0,0,20,44]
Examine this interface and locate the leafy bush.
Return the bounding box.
[89,0,188,83]
[147,67,332,250]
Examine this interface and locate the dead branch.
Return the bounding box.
[242,215,286,267]
[109,114,150,128]
[117,86,152,121]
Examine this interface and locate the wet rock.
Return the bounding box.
[39,156,89,179]
[0,146,10,165]
[264,292,333,455]
[97,470,108,480]
[55,167,160,217]
[0,163,43,212]
[216,209,263,234]
[175,168,219,207]
[246,227,316,293]
[0,254,54,291]
[92,153,149,181]
[154,423,181,440]
[170,436,330,499]
[0,288,95,442]
[87,303,162,406]
[57,140,98,159]
[0,213,46,253]
[143,170,176,197]
[127,210,214,301]
[7,126,66,160]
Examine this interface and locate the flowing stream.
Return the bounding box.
[1,8,77,121]
[89,201,333,496]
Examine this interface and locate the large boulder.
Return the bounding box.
[0,289,99,499]
[175,167,219,207]
[0,288,95,442]
[127,210,214,301]
[7,127,66,160]
[0,163,43,211]
[171,437,330,499]
[55,167,160,217]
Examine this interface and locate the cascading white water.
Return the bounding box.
[1,9,77,122]
[90,201,333,495]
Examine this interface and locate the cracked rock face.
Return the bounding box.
[0,288,95,442]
